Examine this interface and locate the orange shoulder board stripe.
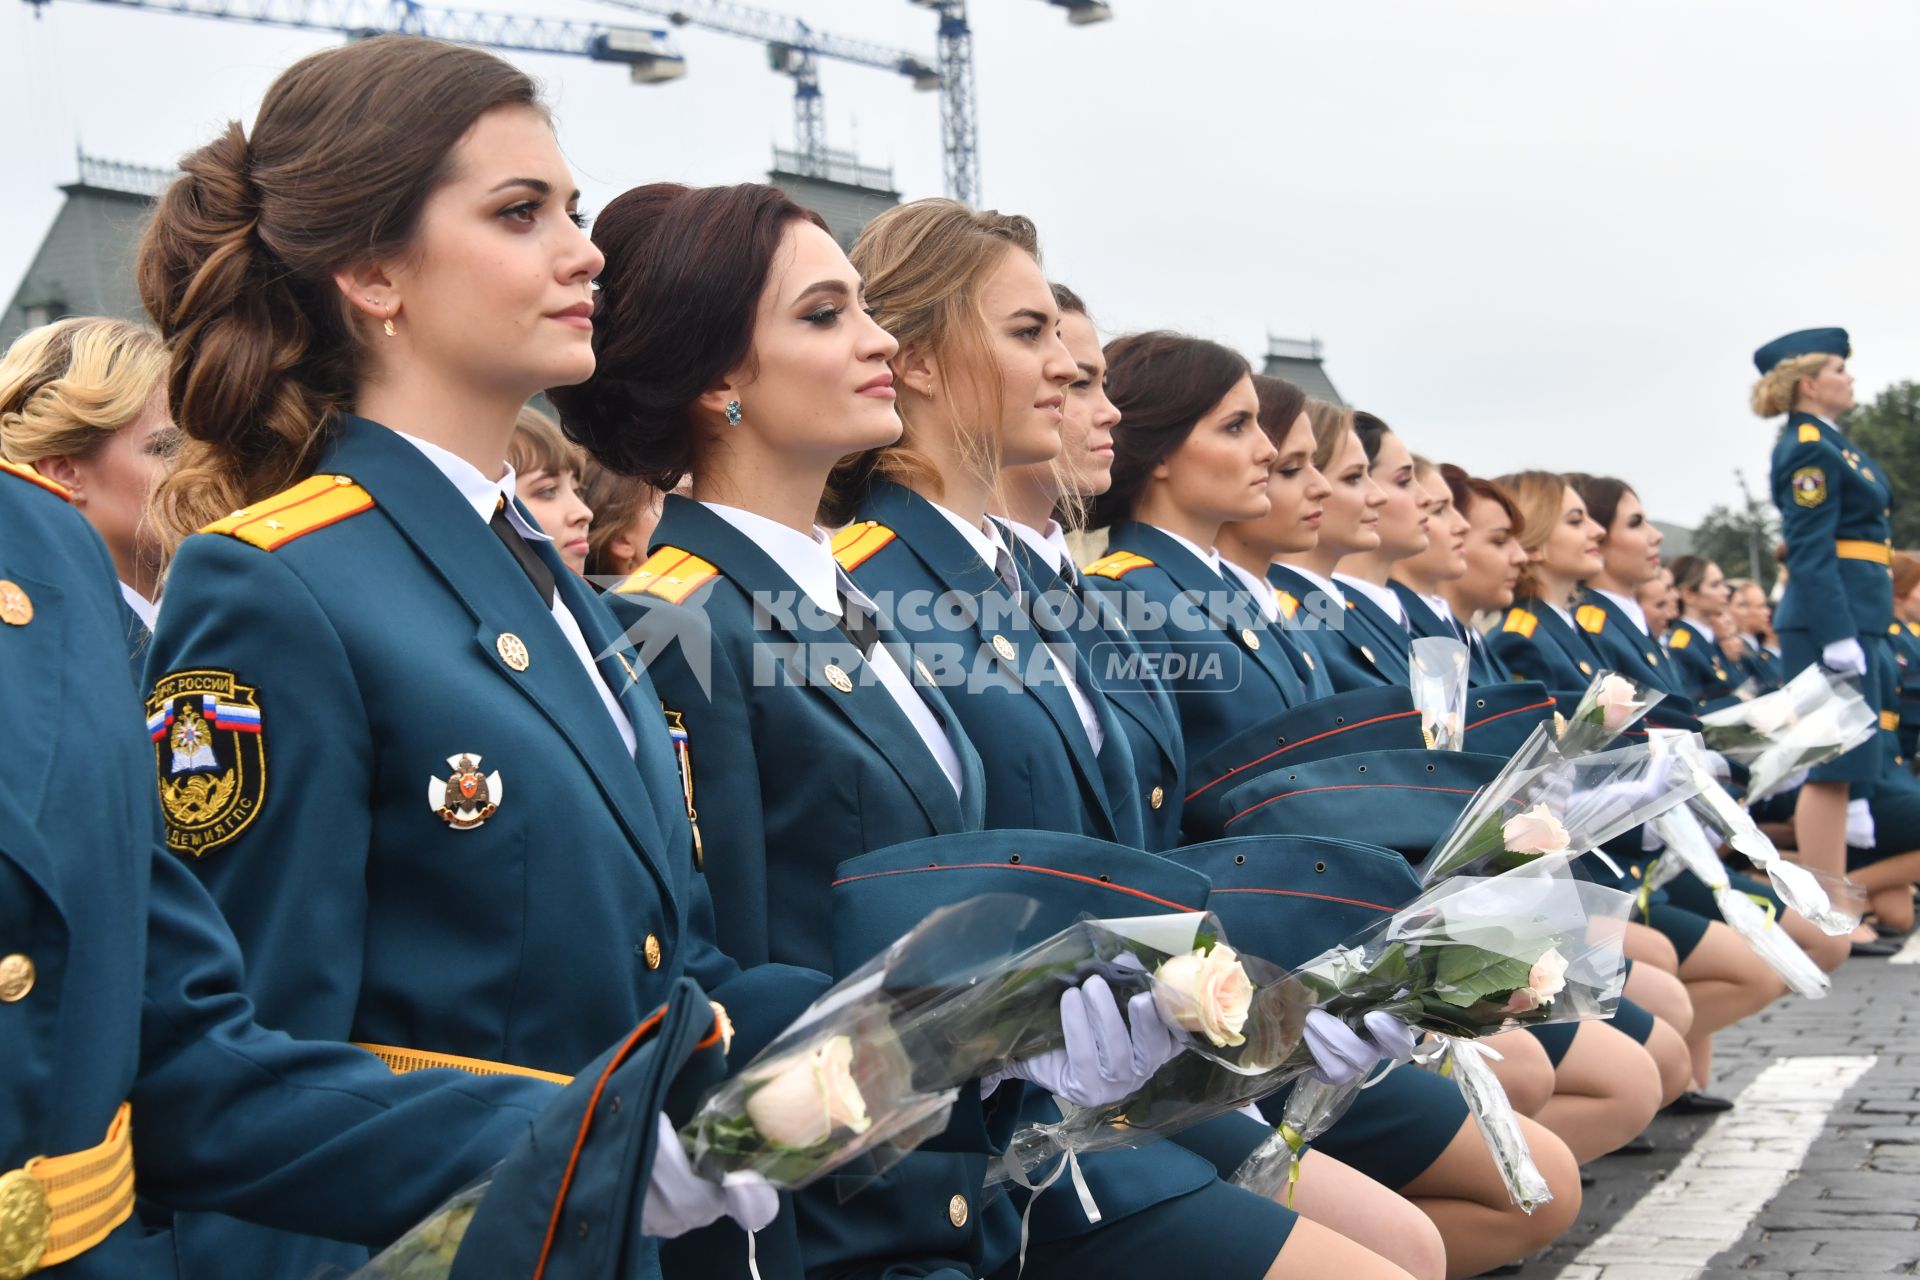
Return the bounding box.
[831,521,897,572]
[1798,423,1822,443]
[1502,609,1538,638]
[0,457,72,501]
[615,546,720,604]
[1669,627,1692,649]
[1575,604,1607,635]
[1276,589,1300,620]
[1907,621,1920,637]
[1083,551,1153,580]
[201,474,373,550]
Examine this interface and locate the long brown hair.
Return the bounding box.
[1492,469,1568,599]
[824,198,1041,525]
[139,35,542,548]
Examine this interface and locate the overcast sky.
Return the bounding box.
[4,0,1916,525]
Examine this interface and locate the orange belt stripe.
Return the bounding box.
[17,1102,136,1270]
[354,1042,575,1086]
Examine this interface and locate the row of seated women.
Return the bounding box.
[0,33,1898,1280]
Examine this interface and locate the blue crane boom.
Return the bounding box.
[21,0,690,82]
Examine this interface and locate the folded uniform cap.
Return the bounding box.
[1753,327,1850,375]
[1182,686,1425,842]
[1459,681,1558,757]
[830,829,1211,979]
[1171,834,1421,967]
[1217,748,1509,864]
[448,978,736,1280]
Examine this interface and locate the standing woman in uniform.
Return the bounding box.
[0,316,175,670]
[137,38,805,1277]
[1754,329,1888,882]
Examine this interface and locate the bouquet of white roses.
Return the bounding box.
[1419,736,1706,884]
[1410,637,1472,752]
[996,861,1631,1193]
[1698,666,1877,803]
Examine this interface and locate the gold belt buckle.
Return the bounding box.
[0,1166,50,1280]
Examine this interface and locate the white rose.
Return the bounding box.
[1152,943,1254,1049]
[1527,949,1569,1004]
[1502,803,1572,857]
[1594,674,1641,730]
[743,1035,872,1149]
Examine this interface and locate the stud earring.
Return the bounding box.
[725,399,742,426]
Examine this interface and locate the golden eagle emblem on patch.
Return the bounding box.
[1791,467,1828,508]
[147,670,266,857]
[429,754,503,830]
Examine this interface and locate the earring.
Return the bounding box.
[724,399,742,426]
[925,378,936,398]
[382,315,397,338]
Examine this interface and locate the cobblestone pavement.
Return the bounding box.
[1518,938,1919,1279]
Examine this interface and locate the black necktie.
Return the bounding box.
[836,582,881,658]
[491,498,556,607]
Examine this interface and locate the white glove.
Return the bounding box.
[642,1115,779,1238]
[985,975,1181,1109]
[1359,1010,1419,1061]
[1302,1010,1386,1085]
[1846,797,1876,849]
[1821,637,1868,677]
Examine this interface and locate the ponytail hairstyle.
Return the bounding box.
[1750,351,1832,418]
[1088,331,1250,530]
[547,183,828,489]
[1303,398,1356,471]
[824,198,1042,525]
[0,317,169,465]
[139,35,542,549]
[1667,553,1716,599]
[1491,469,1568,599]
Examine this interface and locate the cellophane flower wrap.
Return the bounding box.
[1419,734,1706,884]
[1647,730,1863,937]
[1410,637,1472,751]
[347,1178,489,1279]
[1226,860,1630,1204]
[1646,802,1830,999]
[1431,1036,1553,1211]
[1698,666,1877,802]
[1559,670,1666,757]
[997,862,1632,1191]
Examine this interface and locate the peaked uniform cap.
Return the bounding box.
[1753,327,1850,375]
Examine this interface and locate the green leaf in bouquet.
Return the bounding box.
[1431,948,1535,1009]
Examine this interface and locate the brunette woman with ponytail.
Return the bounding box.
[140,36,798,1278]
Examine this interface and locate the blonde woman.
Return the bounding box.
[0,316,175,662]
[1753,328,1890,888]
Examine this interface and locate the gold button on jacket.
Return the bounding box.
[947,1194,969,1228]
[0,954,33,1003]
[643,934,663,970]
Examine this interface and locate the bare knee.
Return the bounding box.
[1482,1030,1554,1115]
[1645,1018,1692,1108]
[1624,921,1680,973]
[1512,1119,1583,1249]
[1268,1220,1418,1280]
[1624,962,1695,1036]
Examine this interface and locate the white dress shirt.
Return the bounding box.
[120,580,158,630]
[1007,517,1072,579]
[703,502,963,796]
[1283,563,1348,610]
[1336,573,1410,629]
[1680,615,1716,645]
[1593,587,1652,637]
[393,431,636,757]
[932,501,1103,754]
[1219,558,1282,625]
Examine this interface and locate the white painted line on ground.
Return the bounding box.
[1889,931,1920,965]
[1554,1054,1877,1280]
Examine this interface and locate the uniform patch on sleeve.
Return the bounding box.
[1791,467,1828,508]
[147,669,267,858]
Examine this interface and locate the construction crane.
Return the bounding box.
[588,1,938,182]
[908,0,1112,207]
[21,0,691,83]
